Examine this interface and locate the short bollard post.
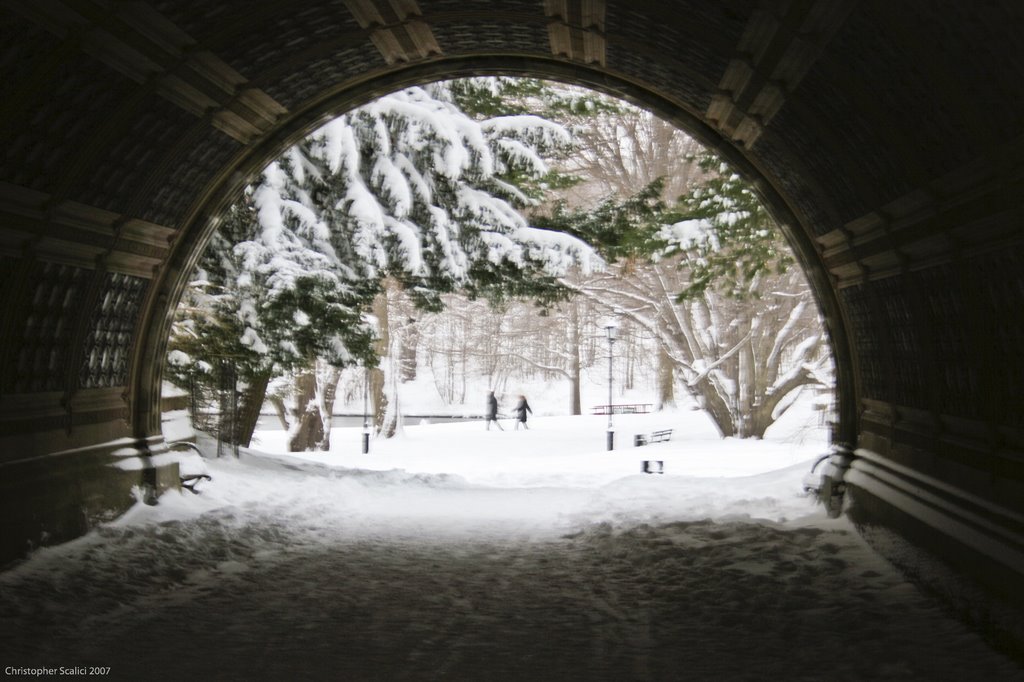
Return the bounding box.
[642,460,664,474]
[361,431,370,454]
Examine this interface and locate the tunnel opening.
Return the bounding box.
[160,75,838,479]
[137,57,856,453]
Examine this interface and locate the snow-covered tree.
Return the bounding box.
[543,161,831,438]
[168,81,597,450]
[576,258,829,438]
[545,92,707,208]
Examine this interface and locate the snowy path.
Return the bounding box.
[1,414,1021,681]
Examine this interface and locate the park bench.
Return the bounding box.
[180,473,213,494]
[168,441,213,493]
[634,428,673,446]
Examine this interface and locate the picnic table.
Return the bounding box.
[590,403,652,415]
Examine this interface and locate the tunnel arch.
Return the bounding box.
[1,0,1021,655]
[135,56,857,447]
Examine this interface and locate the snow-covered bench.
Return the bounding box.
[634,429,673,446]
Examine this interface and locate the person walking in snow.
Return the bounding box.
[485,390,503,431]
[514,394,533,430]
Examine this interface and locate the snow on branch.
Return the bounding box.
[481,115,572,148]
[658,218,715,251]
[515,227,601,276]
[685,330,753,389]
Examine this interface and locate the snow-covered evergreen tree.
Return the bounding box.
[168,81,597,450]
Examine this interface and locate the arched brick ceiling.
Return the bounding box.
[3,0,1020,437]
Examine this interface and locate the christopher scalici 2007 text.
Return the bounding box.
[4,667,112,676]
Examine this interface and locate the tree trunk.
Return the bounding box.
[313,364,342,451]
[370,366,389,436]
[289,369,324,451]
[569,301,582,415]
[746,403,774,440]
[736,329,756,438]
[458,348,467,404]
[400,323,418,382]
[370,284,397,438]
[625,343,636,390]
[656,346,675,411]
[233,371,271,447]
[269,395,289,430]
[683,374,736,438]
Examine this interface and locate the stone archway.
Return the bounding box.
[1,0,1021,652]
[133,55,857,452]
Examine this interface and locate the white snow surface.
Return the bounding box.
[1,408,1020,681]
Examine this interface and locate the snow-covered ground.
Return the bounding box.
[1,407,1020,681]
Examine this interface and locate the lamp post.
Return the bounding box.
[605,323,617,451]
[361,365,370,454]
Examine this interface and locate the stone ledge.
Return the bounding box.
[0,435,179,568]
